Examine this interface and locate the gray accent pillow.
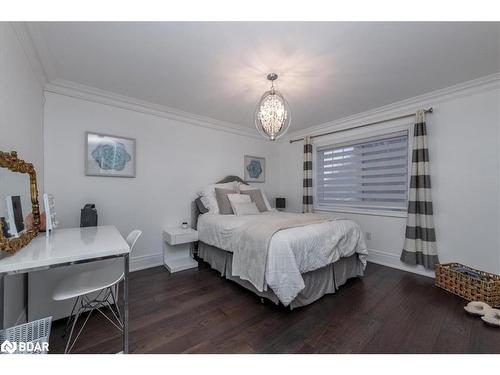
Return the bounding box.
[215,188,236,215]
[195,197,209,214]
[241,189,268,212]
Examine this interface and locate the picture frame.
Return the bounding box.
[85,132,136,178]
[244,155,265,183]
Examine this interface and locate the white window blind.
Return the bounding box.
[316,132,409,211]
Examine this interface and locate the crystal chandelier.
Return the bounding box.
[255,73,291,141]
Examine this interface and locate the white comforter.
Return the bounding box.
[197,211,368,305]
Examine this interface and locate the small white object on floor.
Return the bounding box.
[464,301,492,316]
[481,308,500,327]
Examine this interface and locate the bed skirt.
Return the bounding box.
[197,241,364,309]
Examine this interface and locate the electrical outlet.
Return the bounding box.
[365,232,372,241]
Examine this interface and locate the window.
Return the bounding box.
[315,132,409,213]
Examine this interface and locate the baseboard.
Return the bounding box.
[130,253,163,272]
[367,248,435,278]
[129,249,435,278]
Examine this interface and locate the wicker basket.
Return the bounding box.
[435,263,500,307]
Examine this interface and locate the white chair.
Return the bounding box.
[53,229,142,353]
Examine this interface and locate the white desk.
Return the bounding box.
[0,225,131,353]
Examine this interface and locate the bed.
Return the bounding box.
[192,176,368,309]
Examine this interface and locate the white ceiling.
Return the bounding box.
[29,22,500,131]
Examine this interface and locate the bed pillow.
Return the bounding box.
[238,183,272,211]
[200,196,219,214]
[240,189,268,212]
[215,188,237,215]
[195,197,209,214]
[232,202,260,216]
[197,181,238,214]
[227,193,251,213]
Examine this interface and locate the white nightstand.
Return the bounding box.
[162,227,199,273]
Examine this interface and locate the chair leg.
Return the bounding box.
[63,284,124,354]
[64,303,84,354]
[94,287,123,331]
[63,296,81,337]
[65,306,94,354]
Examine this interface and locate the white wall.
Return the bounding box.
[31,91,280,320]
[278,83,500,276]
[43,92,280,259]
[0,23,45,326]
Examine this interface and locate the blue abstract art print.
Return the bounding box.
[244,155,265,183]
[86,132,136,177]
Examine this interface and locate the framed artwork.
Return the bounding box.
[85,132,136,177]
[244,155,265,183]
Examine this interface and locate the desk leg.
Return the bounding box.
[25,273,29,323]
[0,274,4,329]
[123,254,129,354]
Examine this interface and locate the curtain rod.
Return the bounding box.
[289,108,433,144]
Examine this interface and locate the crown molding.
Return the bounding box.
[23,22,58,82]
[19,22,261,140]
[283,72,500,142]
[8,22,49,87]
[44,79,263,140]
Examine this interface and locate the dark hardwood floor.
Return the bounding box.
[49,261,500,354]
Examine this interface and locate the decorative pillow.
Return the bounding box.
[195,197,209,214]
[227,193,251,213]
[200,196,219,214]
[215,188,237,215]
[197,181,238,214]
[232,202,260,216]
[238,183,272,211]
[240,189,268,212]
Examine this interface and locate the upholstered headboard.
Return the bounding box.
[191,176,248,229]
[215,175,248,185]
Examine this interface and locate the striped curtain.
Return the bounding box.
[303,136,313,213]
[401,110,439,269]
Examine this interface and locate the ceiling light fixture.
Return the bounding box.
[254,73,291,141]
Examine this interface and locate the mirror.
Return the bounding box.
[0,151,40,254]
[0,169,31,238]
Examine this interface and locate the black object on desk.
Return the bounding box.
[80,204,98,227]
[275,197,286,211]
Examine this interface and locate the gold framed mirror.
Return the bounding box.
[0,151,41,254]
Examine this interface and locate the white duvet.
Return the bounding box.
[197,211,368,305]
